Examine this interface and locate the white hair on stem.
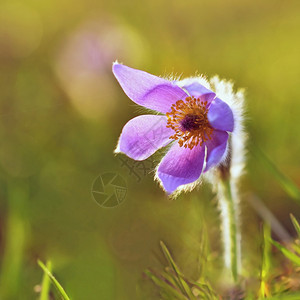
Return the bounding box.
[209,76,247,181]
[205,76,246,280]
[163,74,247,278]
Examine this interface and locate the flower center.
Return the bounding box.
[166,96,213,149]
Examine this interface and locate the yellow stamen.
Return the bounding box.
[166,96,213,149]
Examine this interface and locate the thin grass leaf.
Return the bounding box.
[160,241,196,299]
[270,240,300,266]
[259,224,272,298]
[290,214,300,239]
[178,277,196,300]
[38,260,70,300]
[164,268,217,299]
[162,269,183,292]
[190,281,219,300]
[40,261,52,300]
[290,244,300,258]
[250,145,300,201]
[144,270,187,300]
[167,268,218,300]
[0,183,27,300]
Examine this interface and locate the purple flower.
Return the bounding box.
[113,63,234,194]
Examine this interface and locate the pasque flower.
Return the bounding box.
[113,63,235,194]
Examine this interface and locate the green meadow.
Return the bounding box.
[0,0,299,298]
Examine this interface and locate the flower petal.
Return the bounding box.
[157,143,205,193]
[113,63,188,113]
[116,115,173,161]
[204,130,229,172]
[207,97,234,132]
[182,82,216,103]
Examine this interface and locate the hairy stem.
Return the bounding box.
[218,178,240,282]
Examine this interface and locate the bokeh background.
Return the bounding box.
[0,0,299,299]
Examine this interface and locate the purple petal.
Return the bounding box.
[207,97,234,132]
[116,115,173,161]
[113,63,188,113]
[204,130,229,172]
[182,82,216,103]
[157,143,205,193]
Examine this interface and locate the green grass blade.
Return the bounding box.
[259,223,271,298]
[144,270,187,300]
[166,269,218,300]
[250,145,300,201]
[162,269,183,292]
[290,214,300,239]
[160,241,196,299]
[190,281,219,300]
[40,261,52,300]
[0,182,27,300]
[270,240,300,266]
[178,277,196,300]
[38,260,70,300]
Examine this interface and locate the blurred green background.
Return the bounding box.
[0,0,299,299]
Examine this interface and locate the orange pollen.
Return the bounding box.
[166,96,214,149]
